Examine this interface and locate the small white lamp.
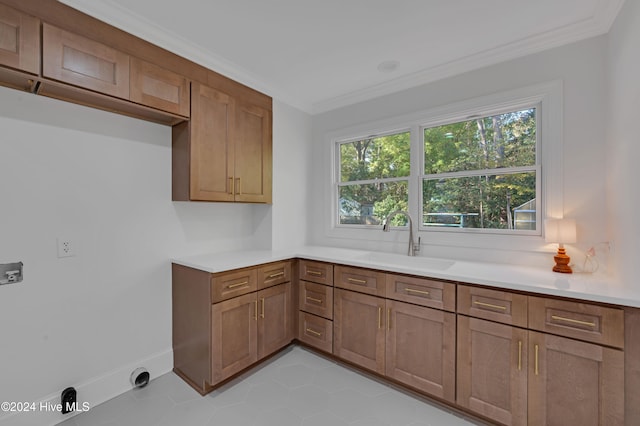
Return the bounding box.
[545,218,577,273]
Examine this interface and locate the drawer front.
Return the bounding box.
[298,311,333,353]
[211,268,257,303]
[529,296,624,348]
[458,285,528,328]
[257,261,291,290]
[386,274,455,312]
[299,281,333,319]
[334,265,385,296]
[299,260,333,286]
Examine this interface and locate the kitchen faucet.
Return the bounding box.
[382,210,421,256]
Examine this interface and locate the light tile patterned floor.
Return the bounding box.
[59,346,483,426]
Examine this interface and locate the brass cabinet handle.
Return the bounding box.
[550,315,596,328]
[236,177,241,195]
[406,288,430,296]
[378,306,383,329]
[348,277,367,284]
[387,308,392,330]
[306,270,322,276]
[253,300,258,320]
[306,328,322,337]
[306,296,323,304]
[473,301,507,311]
[268,271,285,278]
[534,344,539,376]
[260,298,265,319]
[228,281,249,289]
[518,341,522,371]
[228,177,234,195]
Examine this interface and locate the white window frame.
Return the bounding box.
[325,80,563,251]
[418,102,542,236]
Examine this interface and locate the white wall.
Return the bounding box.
[271,100,312,250]
[606,0,640,286]
[310,36,609,269]
[0,86,310,425]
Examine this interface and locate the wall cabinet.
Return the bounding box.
[172,81,272,203]
[173,261,292,394]
[130,57,189,117]
[0,3,39,91]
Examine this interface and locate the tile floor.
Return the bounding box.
[59,346,484,426]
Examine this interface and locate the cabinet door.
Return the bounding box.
[298,311,333,353]
[258,282,292,359]
[211,292,257,383]
[190,82,235,201]
[528,331,624,426]
[385,300,455,401]
[299,281,333,319]
[0,4,39,74]
[334,289,385,374]
[457,316,528,426]
[130,58,189,117]
[234,101,272,203]
[42,24,129,99]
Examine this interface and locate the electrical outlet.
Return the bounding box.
[57,238,76,258]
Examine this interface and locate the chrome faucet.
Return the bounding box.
[382,210,421,256]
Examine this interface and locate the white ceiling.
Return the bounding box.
[59,0,624,114]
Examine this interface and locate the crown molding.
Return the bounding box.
[59,0,624,116]
[57,0,313,113]
[312,0,625,114]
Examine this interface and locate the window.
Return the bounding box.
[337,131,410,225]
[422,108,539,232]
[332,81,561,238]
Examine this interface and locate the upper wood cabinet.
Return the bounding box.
[42,23,130,99]
[0,3,39,91]
[172,81,273,203]
[130,57,189,117]
[0,4,39,74]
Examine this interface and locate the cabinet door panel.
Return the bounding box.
[211,293,257,383]
[299,260,333,286]
[42,24,129,99]
[130,57,189,117]
[457,316,528,426]
[299,281,333,319]
[528,331,624,426]
[335,265,385,296]
[257,261,291,290]
[258,283,292,359]
[0,4,39,74]
[334,289,385,374]
[190,82,235,201]
[234,102,272,203]
[386,300,455,401]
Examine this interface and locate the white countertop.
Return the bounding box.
[172,246,640,308]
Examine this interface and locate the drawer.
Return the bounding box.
[334,265,385,296]
[298,311,333,353]
[299,281,333,319]
[299,260,333,286]
[529,296,624,348]
[211,268,257,303]
[386,274,455,312]
[458,285,528,328]
[257,261,291,289]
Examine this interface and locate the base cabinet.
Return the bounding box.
[173,262,292,394]
[334,288,455,402]
[458,316,624,426]
[457,316,528,425]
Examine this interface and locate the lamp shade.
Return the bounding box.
[545,218,576,244]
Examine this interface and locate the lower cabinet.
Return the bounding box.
[212,282,292,384]
[334,288,455,402]
[457,316,624,426]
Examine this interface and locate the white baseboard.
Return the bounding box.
[0,348,173,426]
